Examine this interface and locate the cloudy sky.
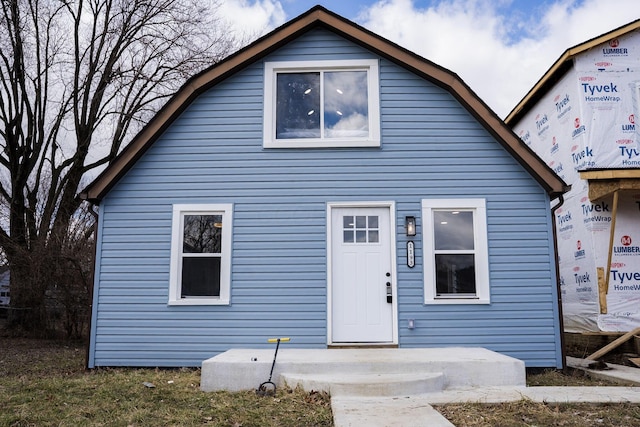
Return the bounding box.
[217,0,640,118]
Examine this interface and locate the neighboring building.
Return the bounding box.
[507,20,640,333]
[82,7,568,368]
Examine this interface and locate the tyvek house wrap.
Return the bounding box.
[513,30,640,333]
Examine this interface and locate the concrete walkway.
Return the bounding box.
[331,385,640,427]
[332,395,456,427]
[567,356,640,385]
[331,358,640,427]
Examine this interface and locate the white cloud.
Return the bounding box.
[220,0,640,117]
[218,0,287,40]
[359,0,640,117]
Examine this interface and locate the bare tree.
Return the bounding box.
[0,0,238,335]
[45,203,96,339]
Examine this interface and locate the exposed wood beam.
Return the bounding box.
[587,327,640,360]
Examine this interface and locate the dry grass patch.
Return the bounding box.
[525,367,636,387]
[0,338,332,427]
[436,400,640,427]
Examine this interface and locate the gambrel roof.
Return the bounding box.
[506,19,640,127]
[81,6,568,202]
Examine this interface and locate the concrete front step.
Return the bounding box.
[282,372,445,397]
[200,347,526,392]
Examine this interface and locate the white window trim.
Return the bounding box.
[421,199,490,305]
[263,59,380,148]
[169,204,232,306]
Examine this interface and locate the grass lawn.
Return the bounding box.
[1,336,640,426]
[0,338,332,426]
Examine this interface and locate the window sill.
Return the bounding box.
[424,298,490,305]
[263,139,380,149]
[168,298,230,306]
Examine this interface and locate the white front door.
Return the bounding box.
[330,205,395,343]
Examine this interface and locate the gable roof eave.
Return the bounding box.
[81,6,568,203]
[505,19,640,127]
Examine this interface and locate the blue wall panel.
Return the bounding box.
[91,28,561,368]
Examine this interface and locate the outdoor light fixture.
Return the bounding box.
[405,216,416,236]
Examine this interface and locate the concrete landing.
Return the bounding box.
[200,347,525,393]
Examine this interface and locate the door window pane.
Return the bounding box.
[368,216,378,228]
[343,230,354,243]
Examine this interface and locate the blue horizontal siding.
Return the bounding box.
[90,28,560,368]
[96,304,325,316]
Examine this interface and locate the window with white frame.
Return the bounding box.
[169,204,232,305]
[263,59,380,148]
[421,199,490,304]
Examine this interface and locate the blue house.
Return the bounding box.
[81,7,569,369]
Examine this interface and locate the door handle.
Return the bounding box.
[386,281,392,303]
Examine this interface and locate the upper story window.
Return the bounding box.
[169,204,232,305]
[264,60,380,148]
[422,199,490,305]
